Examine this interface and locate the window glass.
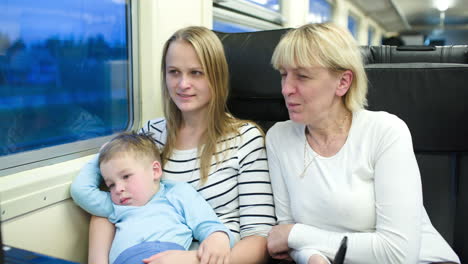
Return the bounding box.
[213,21,259,33]
[244,0,280,12]
[213,0,282,33]
[368,26,374,45]
[0,0,131,157]
[347,14,358,38]
[308,0,332,23]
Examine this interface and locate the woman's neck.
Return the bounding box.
[176,111,209,150]
[305,106,352,157]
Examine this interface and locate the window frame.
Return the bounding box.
[213,0,283,27]
[0,0,141,176]
[213,6,282,31]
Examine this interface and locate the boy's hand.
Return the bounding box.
[197,231,231,264]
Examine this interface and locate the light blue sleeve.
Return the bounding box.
[167,181,235,248]
[70,155,114,217]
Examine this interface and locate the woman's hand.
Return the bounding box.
[142,250,199,264]
[198,231,231,264]
[267,224,295,259]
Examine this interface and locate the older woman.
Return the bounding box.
[265,23,459,264]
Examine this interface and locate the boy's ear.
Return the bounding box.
[152,161,163,180]
[336,70,353,97]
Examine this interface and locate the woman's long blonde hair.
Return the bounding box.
[160,26,243,184]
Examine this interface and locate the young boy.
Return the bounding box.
[70,132,233,264]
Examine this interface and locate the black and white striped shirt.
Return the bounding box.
[141,118,276,242]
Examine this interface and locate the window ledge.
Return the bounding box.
[0,155,95,221]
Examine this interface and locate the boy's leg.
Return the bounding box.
[113,241,185,264]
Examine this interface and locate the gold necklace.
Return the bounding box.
[299,132,318,178]
[299,112,351,178]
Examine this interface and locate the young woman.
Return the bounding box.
[77,26,276,264]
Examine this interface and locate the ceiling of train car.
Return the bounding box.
[347,0,468,32]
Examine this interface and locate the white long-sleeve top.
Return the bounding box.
[266,109,459,264]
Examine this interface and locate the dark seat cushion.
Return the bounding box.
[365,63,468,152]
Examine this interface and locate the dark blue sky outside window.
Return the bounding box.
[0,0,131,157]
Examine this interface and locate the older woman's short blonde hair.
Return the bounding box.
[271,23,368,112]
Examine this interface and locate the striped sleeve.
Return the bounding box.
[140,118,166,148]
[236,123,276,238]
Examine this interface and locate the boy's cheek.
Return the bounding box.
[110,193,119,204]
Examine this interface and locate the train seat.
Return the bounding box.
[216,29,468,263]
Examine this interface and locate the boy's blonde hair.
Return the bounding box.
[271,22,368,112]
[98,132,161,166]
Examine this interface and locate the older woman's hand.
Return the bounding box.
[267,224,295,259]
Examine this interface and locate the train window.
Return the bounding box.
[244,0,280,12]
[213,0,282,33]
[0,0,136,173]
[308,0,333,23]
[368,26,375,45]
[213,20,260,33]
[347,13,358,38]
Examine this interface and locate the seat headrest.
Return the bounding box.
[216,29,290,130]
[217,30,468,151]
[216,29,288,99]
[363,45,468,64]
[366,63,468,152]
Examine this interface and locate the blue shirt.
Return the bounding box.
[70,156,234,263]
